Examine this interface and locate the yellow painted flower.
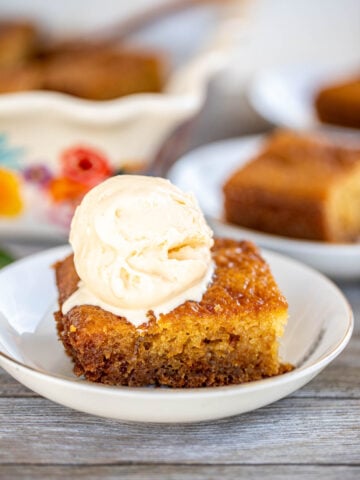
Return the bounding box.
[0,168,23,217]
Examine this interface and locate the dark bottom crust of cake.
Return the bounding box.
[54,239,293,388]
[315,91,360,130]
[224,192,329,242]
[55,307,292,387]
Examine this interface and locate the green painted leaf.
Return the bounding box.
[0,249,14,269]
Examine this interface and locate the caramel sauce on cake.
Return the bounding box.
[54,239,292,387]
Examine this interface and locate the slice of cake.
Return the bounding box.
[0,25,165,99]
[54,239,290,387]
[223,130,360,243]
[315,75,360,129]
[0,64,43,94]
[42,45,165,100]
[0,21,38,68]
[54,175,291,387]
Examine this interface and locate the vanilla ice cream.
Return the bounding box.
[62,175,214,326]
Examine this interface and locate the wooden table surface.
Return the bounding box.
[0,275,359,480]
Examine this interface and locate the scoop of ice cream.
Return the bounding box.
[69,175,214,311]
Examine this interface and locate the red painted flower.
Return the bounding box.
[60,146,112,188]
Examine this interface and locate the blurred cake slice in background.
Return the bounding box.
[0,63,43,93]
[224,130,360,243]
[0,21,39,68]
[41,45,166,100]
[0,20,166,99]
[315,75,360,129]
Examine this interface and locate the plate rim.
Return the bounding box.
[247,63,360,130]
[0,244,354,399]
[248,65,318,129]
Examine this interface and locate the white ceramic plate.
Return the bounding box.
[248,64,359,130]
[168,136,360,280]
[0,245,353,423]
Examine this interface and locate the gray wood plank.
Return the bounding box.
[341,283,360,334]
[1,465,360,480]
[0,369,37,397]
[294,335,360,398]
[0,398,359,465]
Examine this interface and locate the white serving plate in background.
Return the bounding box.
[248,63,360,130]
[0,245,353,423]
[168,135,360,280]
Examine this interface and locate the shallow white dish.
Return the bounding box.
[0,245,353,423]
[168,135,360,280]
[248,64,359,130]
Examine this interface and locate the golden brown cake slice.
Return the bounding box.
[0,25,165,99]
[315,76,360,129]
[54,239,291,388]
[42,45,165,100]
[0,64,43,93]
[223,131,360,242]
[0,21,38,68]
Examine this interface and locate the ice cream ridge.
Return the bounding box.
[62,175,215,326]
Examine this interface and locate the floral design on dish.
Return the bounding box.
[0,167,23,217]
[59,146,112,188]
[23,164,53,188]
[0,134,24,171]
[23,146,113,227]
[0,133,140,227]
[46,146,113,227]
[0,134,24,217]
